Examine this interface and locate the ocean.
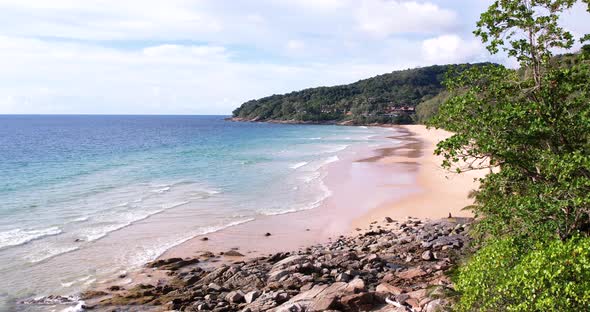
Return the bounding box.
[0,115,396,311]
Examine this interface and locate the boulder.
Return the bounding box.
[421,250,434,261]
[244,290,261,303]
[376,283,403,295]
[225,290,245,303]
[424,299,446,312]
[224,250,245,257]
[276,282,348,311]
[396,268,427,280]
[339,292,381,311]
[345,278,366,293]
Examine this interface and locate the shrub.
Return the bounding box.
[455,236,590,311]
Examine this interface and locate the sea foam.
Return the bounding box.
[25,245,80,263]
[289,162,308,169]
[0,226,62,250]
[129,218,256,267]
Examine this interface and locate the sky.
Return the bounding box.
[0,0,588,115]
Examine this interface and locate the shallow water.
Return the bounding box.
[0,115,397,311]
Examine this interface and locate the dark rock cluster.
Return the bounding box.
[83,217,470,312]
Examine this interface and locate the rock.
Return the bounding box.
[276,282,347,311]
[268,268,290,282]
[197,302,210,310]
[80,291,108,300]
[208,283,223,291]
[405,298,420,309]
[366,254,380,263]
[20,295,79,305]
[274,292,290,303]
[394,294,410,304]
[345,278,366,293]
[335,272,351,282]
[376,283,403,295]
[148,257,199,271]
[424,299,446,312]
[340,292,381,311]
[244,290,260,303]
[265,232,272,237]
[421,250,434,261]
[384,217,394,223]
[406,289,427,300]
[396,267,427,280]
[225,290,245,303]
[201,237,209,241]
[224,250,245,257]
[83,217,471,312]
[108,285,122,291]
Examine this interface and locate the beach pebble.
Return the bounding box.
[421,250,434,261]
[245,290,261,303]
[85,217,471,312]
[225,290,245,303]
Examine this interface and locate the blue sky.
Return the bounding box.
[0,0,588,115]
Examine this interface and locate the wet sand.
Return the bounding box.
[353,125,487,230]
[98,125,487,291]
[158,125,485,262]
[160,127,420,261]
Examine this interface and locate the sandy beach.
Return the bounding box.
[159,125,483,262]
[85,124,485,311]
[160,126,418,261]
[352,125,486,229]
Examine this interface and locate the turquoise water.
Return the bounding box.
[0,115,395,310]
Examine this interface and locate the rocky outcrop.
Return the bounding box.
[81,217,470,311]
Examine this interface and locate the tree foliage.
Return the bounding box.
[429,1,590,310]
[455,235,590,311]
[415,91,450,123]
[433,0,590,242]
[232,64,486,124]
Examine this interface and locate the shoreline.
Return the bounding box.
[159,124,481,263]
[22,124,485,311]
[157,125,419,260]
[90,125,481,293]
[73,125,421,303]
[352,125,484,230]
[82,217,473,311]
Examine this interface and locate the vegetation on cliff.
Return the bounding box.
[232,64,485,124]
[430,0,590,310]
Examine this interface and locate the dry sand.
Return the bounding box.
[352,125,487,229]
[160,124,486,262]
[105,124,488,289]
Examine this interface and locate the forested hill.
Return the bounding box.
[231,63,488,124]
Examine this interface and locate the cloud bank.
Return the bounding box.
[0,0,586,114]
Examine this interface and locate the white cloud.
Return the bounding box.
[142,44,230,63]
[0,36,397,114]
[357,0,457,37]
[421,34,485,63]
[0,1,587,114]
[0,0,222,41]
[284,0,348,10]
[286,39,306,56]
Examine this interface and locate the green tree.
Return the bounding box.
[433,0,590,242]
[431,2,590,310]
